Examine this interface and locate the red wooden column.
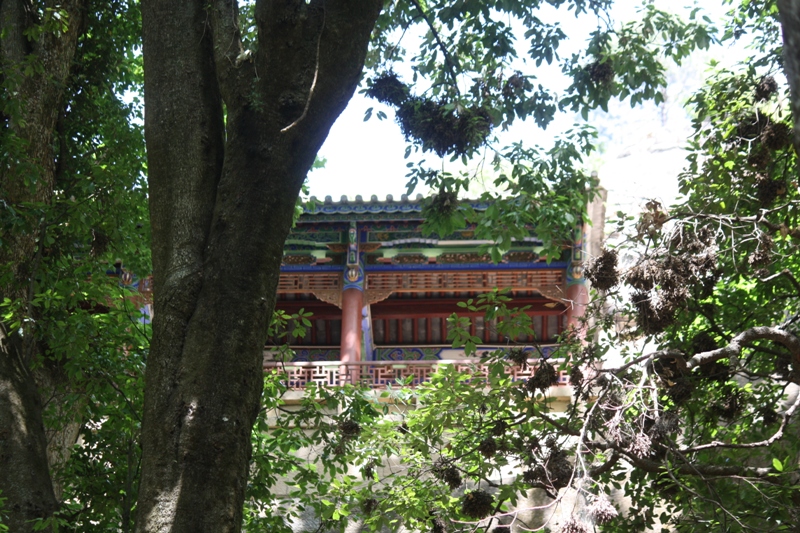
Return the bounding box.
[565,281,588,331]
[340,221,363,384]
[340,287,363,374]
[565,225,589,334]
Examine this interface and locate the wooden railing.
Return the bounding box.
[262,359,570,390]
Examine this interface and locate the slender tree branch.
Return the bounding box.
[616,447,775,478]
[408,0,462,95]
[602,327,800,381]
[679,389,800,453]
[760,269,800,301]
[281,7,325,133]
[101,372,142,424]
[588,450,620,477]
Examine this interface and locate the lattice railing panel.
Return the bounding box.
[263,360,569,390]
[364,270,564,293]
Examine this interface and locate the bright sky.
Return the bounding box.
[308,0,740,212]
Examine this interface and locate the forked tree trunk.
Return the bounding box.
[135,1,382,531]
[0,1,86,530]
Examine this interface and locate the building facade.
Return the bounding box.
[265,192,603,391]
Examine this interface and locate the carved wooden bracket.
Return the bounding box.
[310,288,393,309]
[537,284,566,305]
[312,289,342,308]
[364,289,393,306]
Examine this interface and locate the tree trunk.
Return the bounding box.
[779,0,800,155]
[0,336,57,528]
[0,1,86,530]
[135,1,382,531]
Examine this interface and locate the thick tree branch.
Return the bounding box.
[0,0,33,65]
[682,326,800,370]
[588,450,620,477]
[138,2,384,531]
[678,389,800,453]
[618,447,775,478]
[256,0,383,153]
[209,0,253,104]
[280,10,325,133]
[603,327,800,381]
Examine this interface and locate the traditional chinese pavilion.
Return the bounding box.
[265,192,605,390]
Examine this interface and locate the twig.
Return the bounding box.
[101,372,142,423]
[679,389,800,453]
[760,268,800,299]
[408,0,462,95]
[281,3,326,132]
[588,450,620,477]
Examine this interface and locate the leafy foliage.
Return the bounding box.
[235,2,800,533]
[1,1,148,530]
[5,0,800,532]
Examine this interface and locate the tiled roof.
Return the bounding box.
[303,194,488,216]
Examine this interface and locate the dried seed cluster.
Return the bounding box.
[758,406,780,426]
[585,248,619,291]
[666,378,694,404]
[747,146,771,169]
[755,175,787,206]
[588,495,619,524]
[649,411,679,440]
[362,498,379,515]
[587,60,615,86]
[523,448,573,490]
[461,490,494,519]
[491,420,508,436]
[431,190,459,216]
[361,461,376,479]
[569,366,584,387]
[526,361,559,393]
[365,72,409,106]
[755,75,778,101]
[506,347,529,368]
[626,227,717,335]
[560,516,589,533]
[627,433,652,458]
[502,72,526,98]
[478,437,498,459]
[737,113,770,141]
[748,232,774,267]
[338,419,362,440]
[761,122,792,151]
[710,387,743,421]
[431,517,446,533]
[397,99,493,156]
[433,459,463,490]
[365,73,493,157]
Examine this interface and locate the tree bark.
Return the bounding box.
[0,1,86,530]
[779,0,800,155]
[135,1,382,531]
[0,333,57,528]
